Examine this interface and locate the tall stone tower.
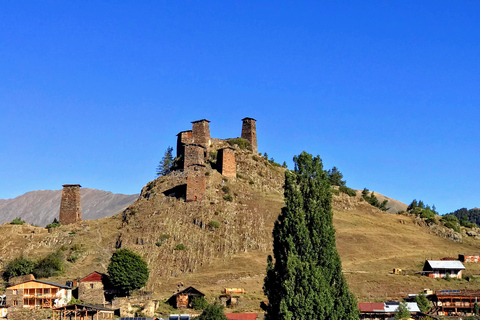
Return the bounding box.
[183,144,206,169]
[218,147,236,178]
[192,119,211,148]
[59,184,82,225]
[241,117,257,154]
[176,130,193,158]
[186,165,206,202]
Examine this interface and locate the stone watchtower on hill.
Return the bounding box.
[59,184,82,225]
[184,144,206,169]
[186,165,206,202]
[241,117,257,154]
[218,147,236,178]
[192,119,211,148]
[176,130,193,158]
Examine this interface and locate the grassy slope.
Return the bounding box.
[1,144,479,313]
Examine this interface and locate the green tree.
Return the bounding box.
[394,301,411,320]
[415,292,430,313]
[474,301,479,315]
[197,303,228,320]
[156,146,174,176]
[2,256,35,281]
[263,152,358,320]
[327,166,346,186]
[192,296,209,310]
[107,249,149,294]
[33,251,65,278]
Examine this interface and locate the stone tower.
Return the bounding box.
[176,130,193,158]
[218,147,236,178]
[186,165,206,202]
[183,144,206,169]
[192,119,211,148]
[59,184,82,225]
[241,117,257,154]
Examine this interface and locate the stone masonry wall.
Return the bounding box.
[183,144,206,169]
[241,118,257,154]
[218,148,236,178]
[186,165,206,202]
[78,282,105,305]
[192,119,211,148]
[176,130,193,158]
[6,288,24,310]
[59,184,82,225]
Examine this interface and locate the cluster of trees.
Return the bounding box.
[2,252,65,281]
[406,199,438,224]
[362,188,389,211]
[263,152,358,319]
[450,207,480,228]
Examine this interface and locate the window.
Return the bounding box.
[13,300,17,306]
[12,289,17,295]
[90,284,94,289]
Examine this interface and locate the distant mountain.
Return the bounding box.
[0,189,139,227]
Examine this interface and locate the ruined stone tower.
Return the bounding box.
[186,165,206,202]
[192,119,211,148]
[218,147,236,178]
[184,144,206,169]
[176,130,193,158]
[241,117,257,154]
[59,184,82,225]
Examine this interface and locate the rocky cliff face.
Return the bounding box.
[0,189,138,227]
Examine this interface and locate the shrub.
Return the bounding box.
[160,234,171,241]
[249,180,254,185]
[339,186,356,197]
[221,186,230,194]
[33,251,65,278]
[236,173,243,179]
[69,298,82,304]
[174,243,186,251]
[226,138,251,150]
[46,222,61,229]
[192,296,209,310]
[209,151,218,162]
[208,221,220,228]
[443,221,461,233]
[107,249,149,294]
[421,209,436,224]
[223,195,233,202]
[67,253,79,263]
[2,256,35,281]
[10,218,25,225]
[155,242,163,247]
[197,303,228,320]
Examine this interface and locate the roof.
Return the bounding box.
[425,260,465,270]
[176,130,193,135]
[63,184,81,188]
[8,279,70,290]
[436,290,480,297]
[191,119,210,123]
[358,302,385,312]
[174,286,205,297]
[241,117,256,121]
[225,313,257,320]
[54,304,115,312]
[80,271,106,282]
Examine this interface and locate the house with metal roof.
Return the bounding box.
[358,302,419,320]
[422,260,465,278]
[5,279,72,310]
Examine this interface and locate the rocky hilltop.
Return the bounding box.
[0,189,138,227]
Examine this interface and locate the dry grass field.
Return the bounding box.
[1,145,479,314]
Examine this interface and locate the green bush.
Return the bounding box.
[339,186,356,197]
[46,222,61,229]
[226,138,251,151]
[107,249,149,294]
[236,173,244,179]
[69,298,82,304]
[34,251,65,278]
[192,296,209,310]
[174,243,186,251]
[443,221,461,233]
[249,180,254,185]
[10,218,25,225]
[223,195,233,202]
[208,221,220,228]
[67,253,79,263]
[198,303,228,320]
[2,256,35,281]
[221,186,230,194]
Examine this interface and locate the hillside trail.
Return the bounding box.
[95,227,109,270]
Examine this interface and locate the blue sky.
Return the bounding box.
[1,1,479,214]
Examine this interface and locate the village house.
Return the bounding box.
[78,271,109,305]
[434,289,480,316]
[5,279,71,310]
[458,254,480,263]
[422,260,465,278]
[358,302,420,320]
[53,303,115,319]
[169,286,205,309]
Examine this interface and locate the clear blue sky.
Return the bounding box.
[1,1,479,214]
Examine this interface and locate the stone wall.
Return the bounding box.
[6,288,23,309]
[218,148,236,178]
[6,308,51,320]
[183,144,206,169]
[59,184,82,225]
[186,165,206,202]
[176,130,193,158]
[241,118,257,154]
[192,119,211,148]
[78,281,105,305]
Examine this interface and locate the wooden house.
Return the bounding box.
[434,290,480,316]
[422,260,465,278]
[53,303,115,319]
[170,286,205,309]
[5,280,71,310]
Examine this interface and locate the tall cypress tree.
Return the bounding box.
[263,152,358,320]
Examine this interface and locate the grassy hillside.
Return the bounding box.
[1,142,479,313]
